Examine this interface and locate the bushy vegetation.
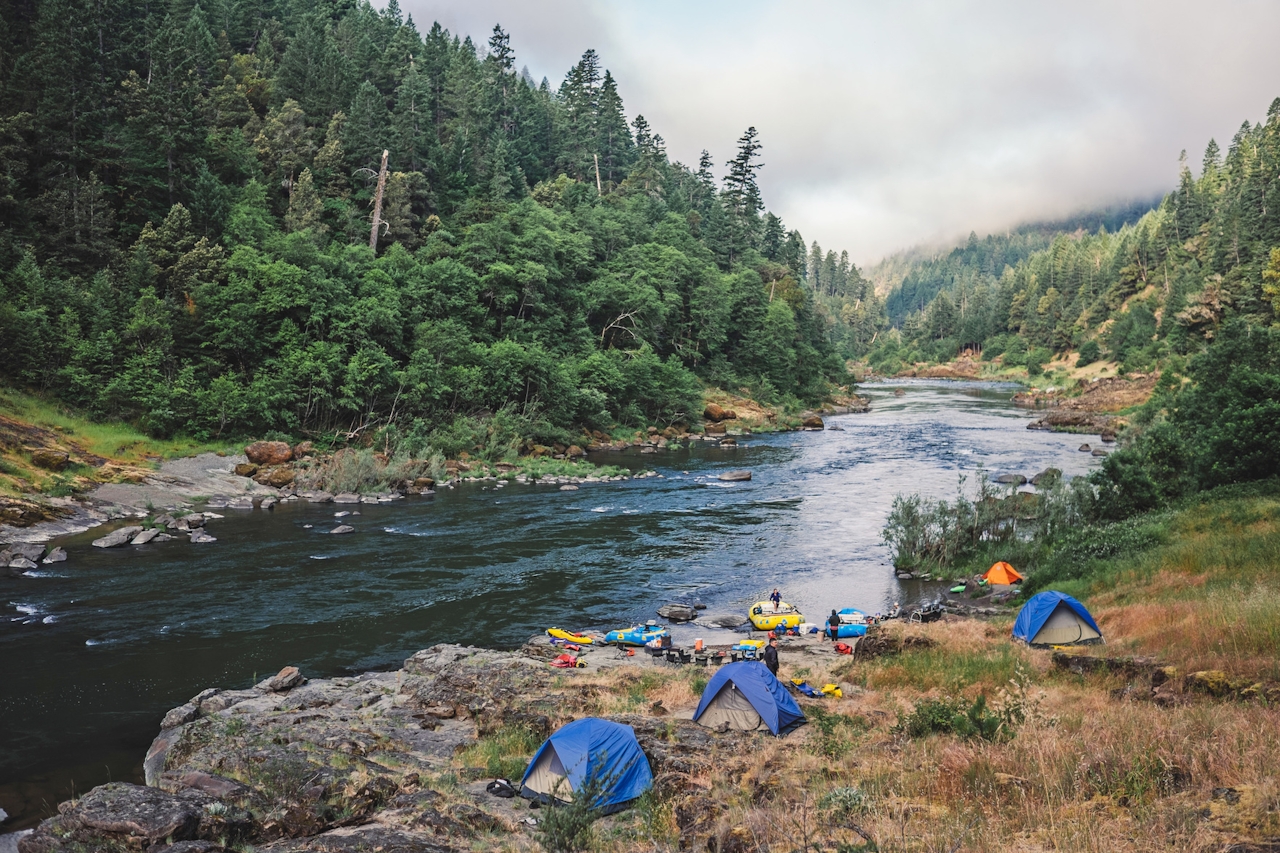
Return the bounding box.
[0,3,851,455]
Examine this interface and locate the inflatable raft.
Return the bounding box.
[546,627,594,644]
[605,623,669,646]
[749,601,804,631]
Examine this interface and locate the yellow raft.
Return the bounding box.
[749,601,804,631]
[546,627,594,645]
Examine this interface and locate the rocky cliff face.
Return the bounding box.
[18,644,751,853]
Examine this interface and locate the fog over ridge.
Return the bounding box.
[400,1,1280,264]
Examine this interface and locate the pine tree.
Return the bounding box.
[595,71,633,187]
[285,167,325,236]
[721,127,764,266]
[255,99,314,202]
[345,80,389,176]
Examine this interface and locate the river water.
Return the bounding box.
[0,380,1098,829]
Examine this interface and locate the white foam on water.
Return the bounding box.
[42,615,57,624]
[85,639,104,646]
[309,555,332,560]
[590,506,610,513]
[12,603,38,616]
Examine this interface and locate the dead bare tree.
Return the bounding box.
[368,149,389,251]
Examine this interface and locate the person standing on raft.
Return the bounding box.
[769,588,782,612]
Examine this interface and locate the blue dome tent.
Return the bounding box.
[520,718,653,814]
[1013,591,1103,647]
[693,661,805,735]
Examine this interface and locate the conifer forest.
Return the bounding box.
[0,1,877,456]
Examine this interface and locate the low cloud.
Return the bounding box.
[403,1,1280,263]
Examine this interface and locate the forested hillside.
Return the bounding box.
[868,117,1280,378]
[0,0,856,455]
[875,198,1159,327]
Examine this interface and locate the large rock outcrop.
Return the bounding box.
[244,441,293,466]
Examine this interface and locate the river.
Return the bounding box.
[0,379,1098,829]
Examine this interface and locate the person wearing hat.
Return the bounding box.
[762,636,779,676]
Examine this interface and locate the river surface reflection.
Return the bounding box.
[0,379,1097,828]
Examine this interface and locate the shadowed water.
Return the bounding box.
[0,380,1098,828]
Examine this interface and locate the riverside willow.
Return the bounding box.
[0,4,853,455]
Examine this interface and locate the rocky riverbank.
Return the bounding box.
[1014,374,1158,437]
[16,614,1280,853]
[12,639,837,853]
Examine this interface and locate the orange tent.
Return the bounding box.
[984,561,1023,584]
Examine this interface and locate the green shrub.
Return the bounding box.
[893,695,1005,741]
[1076,339,1101,366]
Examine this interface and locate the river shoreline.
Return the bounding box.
[2,380,1103,838]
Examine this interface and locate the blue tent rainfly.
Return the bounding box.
[1012,591,1103,647]
[519,718,653,814]
[693,661,805,735]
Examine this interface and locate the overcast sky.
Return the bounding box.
[396,1,1280,265]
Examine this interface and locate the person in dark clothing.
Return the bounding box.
[769,588,782,611]
[762,638,779,676]
[826,609,841,641]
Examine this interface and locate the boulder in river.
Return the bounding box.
[559,484,579,491]
[244,441,292,466]
[707,613,748,629]
[93,526,144,548]
[703,403,726,422]
[130,528,160,546]
[996,474,1027,486]
[8,543,45,562]
[1092,448,1109,457]
[42,547,67,564]
[1078,443,1092,452]
[189,530,217,544]
[718,470,752,482]
[802,415,825,430]
[329,524,355,534]
[225,498,254,510]
[657,604,698,622]
[1030,468,1062,487]
[333,493,360,504]
[8,556,37,571]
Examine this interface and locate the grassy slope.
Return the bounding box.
[1043,484,1280,681]
[0,387,236,500]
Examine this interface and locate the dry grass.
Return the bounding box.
[498,609,1280,853]
[1075,494,1280,680]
